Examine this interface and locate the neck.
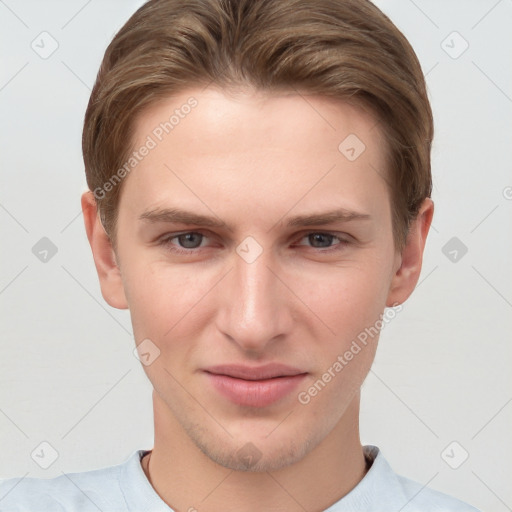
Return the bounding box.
[142,391,367,512]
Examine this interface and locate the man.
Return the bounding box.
[0,0,481,510]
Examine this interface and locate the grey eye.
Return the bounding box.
[307,233,336,248]
[176,232,203,248]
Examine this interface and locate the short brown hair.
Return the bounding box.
[82,0,433,253]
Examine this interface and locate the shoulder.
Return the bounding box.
[0,451,144,512]
[395,473,481,512]
[364,446,479,512]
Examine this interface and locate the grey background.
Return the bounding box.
[0,1,511,510]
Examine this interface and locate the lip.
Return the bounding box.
[203,364,307,407]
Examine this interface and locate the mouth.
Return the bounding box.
[203,364,308,407]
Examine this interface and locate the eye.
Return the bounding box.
[157,230,351,256]
[295,232,350,251]
[159,231,208,255]
[174,232,204,249]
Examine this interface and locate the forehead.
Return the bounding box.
[134,86,384,154]
[120,87,390,226]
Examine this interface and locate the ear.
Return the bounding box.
[386,198,434,307]
[81,191,128,309]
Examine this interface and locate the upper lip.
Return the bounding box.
[204,364,306,381]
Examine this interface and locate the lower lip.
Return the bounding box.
[205,372,307,407]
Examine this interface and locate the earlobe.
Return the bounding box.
[386,198,434,307]
[81,191,129,310]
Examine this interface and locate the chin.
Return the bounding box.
[185,419,322,473]
[205,438,311,473]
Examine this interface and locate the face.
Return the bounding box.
[106,87,405,471]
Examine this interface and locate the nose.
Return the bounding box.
[215,244,293,354]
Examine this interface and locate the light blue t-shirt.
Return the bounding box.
[0,445,480,511]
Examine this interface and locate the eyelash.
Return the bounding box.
[158,231,351,256]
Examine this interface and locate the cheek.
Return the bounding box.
[122,261,219,343]
[293,259,390,400]
[121,258,225,379]
[295,270,384,412]
[299,261,390,341]
[122,243,392,360]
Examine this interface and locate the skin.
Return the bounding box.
[82,86,433,512]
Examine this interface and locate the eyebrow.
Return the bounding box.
[138,207,371,230]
